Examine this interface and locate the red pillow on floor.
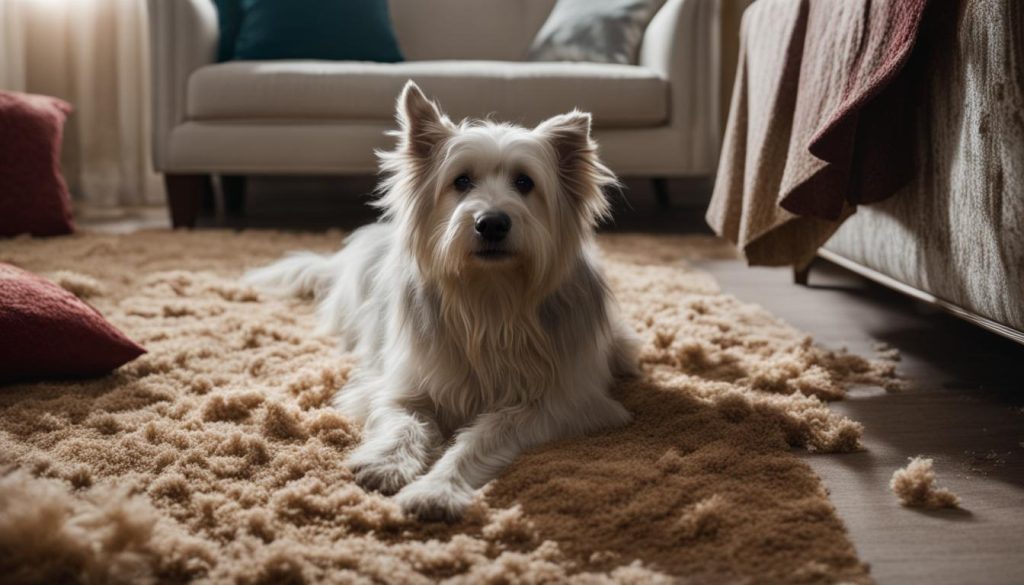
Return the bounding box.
[0,90,75,237]
[0,263,145,383]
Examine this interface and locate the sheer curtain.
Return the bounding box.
[0,0,163,206]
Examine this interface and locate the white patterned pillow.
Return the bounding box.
[527,0,667,65]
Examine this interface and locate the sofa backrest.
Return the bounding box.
[388,0,558,61]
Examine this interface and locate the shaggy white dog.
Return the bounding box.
[245,82,638,520]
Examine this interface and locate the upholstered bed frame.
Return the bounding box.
[800,2,1024,345]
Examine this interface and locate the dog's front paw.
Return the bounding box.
[394,478,474,522]
[348,460,419,495]
[345,449,423,495]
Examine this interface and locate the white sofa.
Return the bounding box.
[148,0,721,227]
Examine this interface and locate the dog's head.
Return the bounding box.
[376,81,616,299]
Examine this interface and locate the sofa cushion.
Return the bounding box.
[232,0,403,63]
[0,263,146,383]
[213,0,244,62]
[388,0,557,61]
[0,91,75,238]
[528,0,667,65]
[187,61,669,128]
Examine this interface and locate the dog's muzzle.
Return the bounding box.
[473,211,513,260]
[475,211,510,243]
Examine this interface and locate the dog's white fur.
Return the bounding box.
[244,82,638,521]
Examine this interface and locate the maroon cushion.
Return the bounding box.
[0,91,75,238]
[0,263,145,383]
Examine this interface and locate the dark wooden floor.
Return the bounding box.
[78,177,1024,585]
[701,260,1024,585]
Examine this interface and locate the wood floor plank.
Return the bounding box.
[699,259,1024,585]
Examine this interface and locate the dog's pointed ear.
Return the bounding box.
[396,81,452,158]
[535,110,616,223]
[535,110,592,170]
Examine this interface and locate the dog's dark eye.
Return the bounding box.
[453,174,473,192]
[513,174,534,195]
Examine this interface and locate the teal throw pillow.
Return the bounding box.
[213,0,244,62]
[232,0,404,62]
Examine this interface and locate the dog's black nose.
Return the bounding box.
[475,211,511,242]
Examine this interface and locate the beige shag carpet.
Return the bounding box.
[0,230,901,584]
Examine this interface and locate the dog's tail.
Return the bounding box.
[242,251,337,300]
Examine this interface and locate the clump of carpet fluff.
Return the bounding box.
[47,270,106,298]
[0,470,170,585]
[676,494,727,539]
[890,457,960,509]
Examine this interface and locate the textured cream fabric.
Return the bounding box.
[824,0,1024,332]
[162,123,716,176]
[148,0,722,178]
[187,61,668,127]
[146,0,219,173]
[388,0,556,61]
[639,0,721,173]
[706,0,841,267]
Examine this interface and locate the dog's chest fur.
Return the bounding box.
[391,257,613,432]
[397,284,552,426]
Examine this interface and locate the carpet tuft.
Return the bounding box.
[890,456,960,509]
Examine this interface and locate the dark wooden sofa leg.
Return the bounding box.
[793,262,812,286]
[652,177,670,208]
[164,174,211,229]
[221,175,247,216]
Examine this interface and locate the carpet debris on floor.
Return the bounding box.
[0,230,904,584]
[890,457,961,509]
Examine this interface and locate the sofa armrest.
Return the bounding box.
[147,0,218,171]
[639,0,721,173]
